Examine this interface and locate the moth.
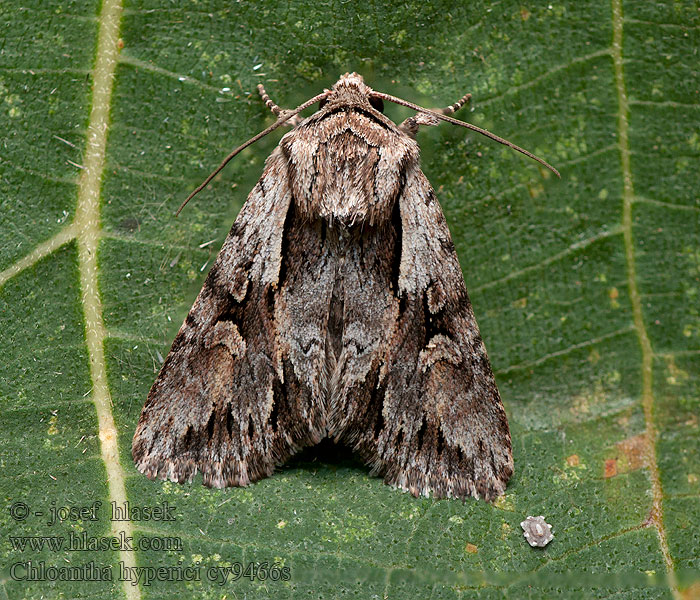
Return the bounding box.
[132,73,558,501]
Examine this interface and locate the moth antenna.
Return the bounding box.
[176,90,330,215]
[372,92,560,178]
[438,92,471,115]
[257,83,284,117]
[257,84,302,127]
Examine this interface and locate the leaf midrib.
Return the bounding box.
[74,2,139,600]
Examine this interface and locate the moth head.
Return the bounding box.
[177,72,558,215]
[320,72,383,113]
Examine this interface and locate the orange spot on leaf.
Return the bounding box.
[680,580,700,600]
[616,434,649,472]
[604,458,618,478]
[566,454,580,467]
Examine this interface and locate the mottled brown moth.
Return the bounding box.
[132,73,558,501]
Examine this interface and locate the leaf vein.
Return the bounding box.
[611,1,680,595]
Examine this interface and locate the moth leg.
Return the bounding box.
[399,92,472,137]
[257,84,302,127]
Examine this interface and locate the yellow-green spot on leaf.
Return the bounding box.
[277,520,287,529]
[570,381,607,416]
[493,494,514,512]
[391,30,407,44]
[664,355,689,386]
[688,132,700,151]
[295,61,322,80]
[682,245,700,276]
[501,521,512,540]
[607,370,621,384]
[608,287,620,308]
[415,79,434,96]
[70,521,85,534]
[550,4,566,17]
[233,489,254,504]
[400,506,420,520]
[198,552,223,565]
[448,515,464,524]
[675,156,690,173]
[527,182,544,199]
[472,112,487,126]
[48,414,59,435]
[331,49,350,67]
[512,297,527,309]
[598,188,609,200]
[328,513,374,543]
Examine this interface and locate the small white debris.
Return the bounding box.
[66,159,85,170]
[520,515,554,548]
[53,135,76,148]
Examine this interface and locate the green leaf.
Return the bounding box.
[1,1,698,598]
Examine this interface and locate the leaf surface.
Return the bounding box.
[1,1,698,598]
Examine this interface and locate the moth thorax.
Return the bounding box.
[283,108,417,228]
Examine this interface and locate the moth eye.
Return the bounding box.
[319,97,328,109]
[369,96,384,113]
